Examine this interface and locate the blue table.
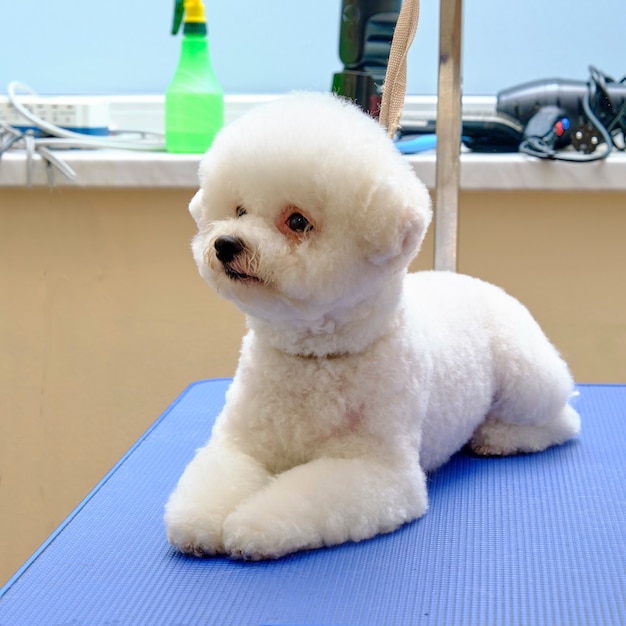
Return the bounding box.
[1,381,625,625]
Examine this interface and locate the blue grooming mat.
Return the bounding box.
[1,380,625,626]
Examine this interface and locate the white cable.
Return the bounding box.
[7,81,165,151]
[24,131,35,186]
[2,81,168,183]
[37,145,77,180]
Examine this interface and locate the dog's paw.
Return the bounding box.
[166,523,225,557]
[169,536,224,558]
[222,507,322,561]
[164,497,226,557]
[165,516,225,557]
[470,410,579,457]
[470,418,527,456]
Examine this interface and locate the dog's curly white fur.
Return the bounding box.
[164,92,580,560]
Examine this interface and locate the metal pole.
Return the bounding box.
[434,0,463,272]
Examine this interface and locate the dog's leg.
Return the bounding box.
[471,310,581,458]
[470,404,581,456]
[470,352,580,457]
[221,456,427,560]
[164,438,271,556]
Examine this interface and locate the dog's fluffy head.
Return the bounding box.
[189,92,432,322]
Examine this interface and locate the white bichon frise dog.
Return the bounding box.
[164,92,581,560]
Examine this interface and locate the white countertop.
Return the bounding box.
[2,149,625,191]
[1,94,625,191]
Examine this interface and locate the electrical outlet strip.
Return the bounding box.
[0,95,110,136]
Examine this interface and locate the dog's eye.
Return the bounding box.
[287,213,312,233]
[235,206,247,218]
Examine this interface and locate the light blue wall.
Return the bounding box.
[1,0,624,97]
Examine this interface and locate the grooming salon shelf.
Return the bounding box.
[0,380,624,625]
[1,94,625,190]
[2,149,626,190]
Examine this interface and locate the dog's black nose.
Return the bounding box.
[214,235,245,264]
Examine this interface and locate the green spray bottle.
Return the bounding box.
[165,0,224,153]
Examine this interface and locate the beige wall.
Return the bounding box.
[1,187,624,585]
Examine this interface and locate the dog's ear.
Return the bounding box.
[189,189,205,227]
[363,175,432,267]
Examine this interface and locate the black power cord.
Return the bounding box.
[518,66,626,162]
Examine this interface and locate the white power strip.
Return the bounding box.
[0,95,110,135]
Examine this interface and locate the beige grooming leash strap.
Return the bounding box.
[379,0,420,138]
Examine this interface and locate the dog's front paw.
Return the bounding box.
[222,507,322,561]
[164,496,225,557]
[166,521,224,557]
[163,438,274,557]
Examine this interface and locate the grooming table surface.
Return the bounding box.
[1,381,625,626]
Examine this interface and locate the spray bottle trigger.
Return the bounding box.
[172,0,184,35]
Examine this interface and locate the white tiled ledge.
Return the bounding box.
[1,94,625,190]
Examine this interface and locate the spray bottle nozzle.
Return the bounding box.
[171,0,207,36]
[172,0,184,34]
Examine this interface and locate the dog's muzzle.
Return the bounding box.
[213,235,261,283]
[215,235,245,264]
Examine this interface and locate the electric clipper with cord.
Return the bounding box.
[398,67,626,160]
[498,67,626,161]
[332,0,402,116]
